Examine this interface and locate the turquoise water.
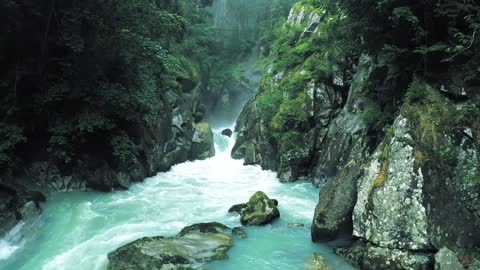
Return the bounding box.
[0,131,355,270]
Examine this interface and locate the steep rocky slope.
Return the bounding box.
[233,2,480,269]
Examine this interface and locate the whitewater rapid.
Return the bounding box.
[0,130,354,270]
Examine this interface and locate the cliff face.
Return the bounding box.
[233,3,480,269]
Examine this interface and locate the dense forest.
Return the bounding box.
[0,0,479,269]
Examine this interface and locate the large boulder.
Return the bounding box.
[107,222,233,270]
[189,122,215,160]
[221,128,233,137]
[236,191,280,226]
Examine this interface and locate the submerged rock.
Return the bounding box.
[236,191,280,226]
[189,122,215,160]
[107,222,233,270]
[232,227,247,239]
[221,129,233,137]
[228,203,248,214]
[434,247,463,270]
[304,253,329,270]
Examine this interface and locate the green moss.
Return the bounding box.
[275,131,307,159]
[256,90,284,123]
[271,92,309,131]
[404,80,460,148]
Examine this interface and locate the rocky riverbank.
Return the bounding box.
[232,3,480,269]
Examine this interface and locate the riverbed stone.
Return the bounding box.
[232,227,247,239]
[240,191,280,226]
[107,222,233,270]
[304,253,329,270]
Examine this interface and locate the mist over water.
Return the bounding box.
[0,131,354,270]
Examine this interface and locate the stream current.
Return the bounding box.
[0,130,354,270]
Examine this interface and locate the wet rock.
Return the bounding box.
[352,116,431,250]
[228,203,248,214]
[271,199,279,206]
[178,222,228,236]
[336,241,434,270]
[189,122,215,160]
[288,223,305,228]
[193,111,204,123]
[239,191,280,226]
[221,129,233,137]
[232,227,247,239]
[434,247,463,270]
[311,55,372,242]
[107,222,233,270]
[304,253,329,270]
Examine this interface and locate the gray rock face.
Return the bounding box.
[336,242,434,270]
[311,55,373,242]
[107,222,234,270]
[434,247,463,270]
[232,191,280,226]
[231,99,278,170]
[353,116,431,251]
[189,122,215,160]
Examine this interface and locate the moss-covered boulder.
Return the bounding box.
[238,191,280,226]
[107,222,233,270]
[189,122,215,160]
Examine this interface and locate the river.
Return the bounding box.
[0,130,354,270]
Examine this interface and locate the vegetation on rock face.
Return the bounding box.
[240,0,480,178]
[0,0,296,186]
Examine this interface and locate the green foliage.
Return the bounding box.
[0,0,190,168]
[404,81,461,149]
[275,131,307,159]
[271,92,309,131]
[256,89,284,123]
[111,133,138,162]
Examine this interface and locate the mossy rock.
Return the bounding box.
[108,222,233,270]
[189,122,215,160]
[240,191,280,226]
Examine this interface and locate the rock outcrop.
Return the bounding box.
[108,222,234,270]
[189,122,215,160]
[230,191,280,226]
[0,81,215,235]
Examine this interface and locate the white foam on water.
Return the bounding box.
[0,129,354,270]
[0,222,26,261]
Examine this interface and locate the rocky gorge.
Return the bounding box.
[0,0,479,269]
[232,2,480,269]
